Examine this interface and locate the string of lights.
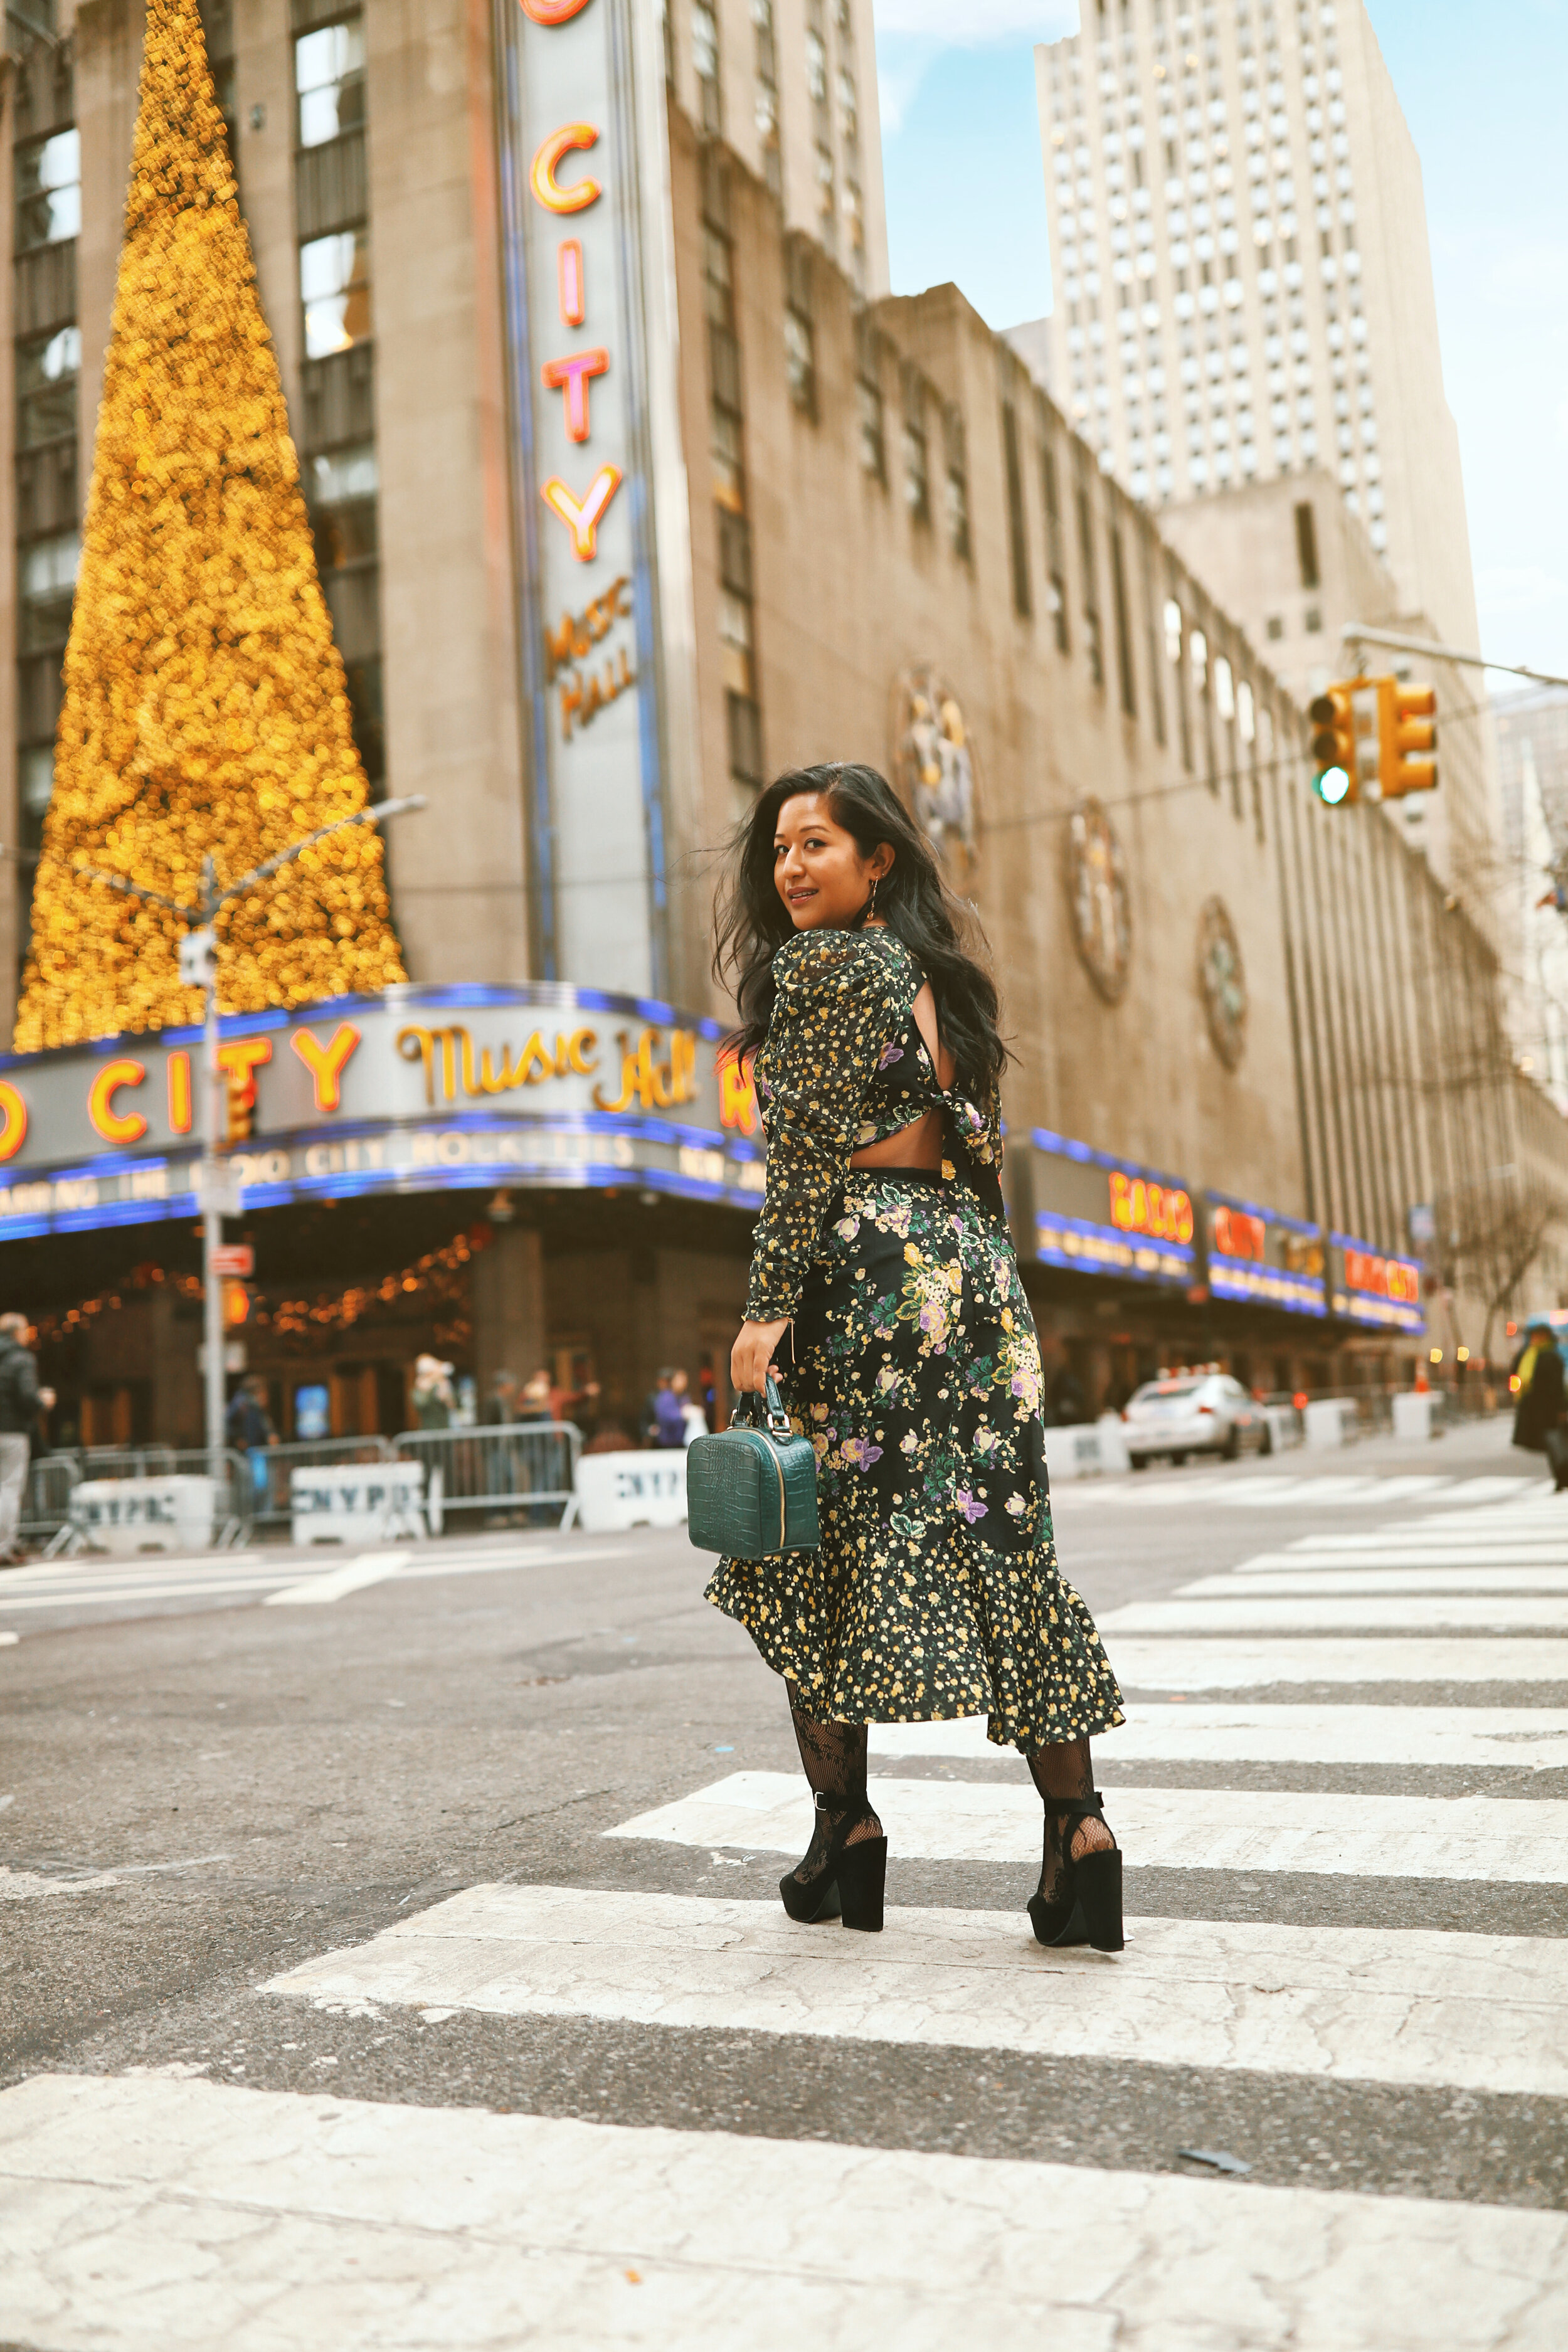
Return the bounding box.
[31,1226,493,1355]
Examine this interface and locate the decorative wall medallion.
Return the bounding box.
[1065,798,1131,1004]
[1197,895,1248,1068]
[891,664,979,881]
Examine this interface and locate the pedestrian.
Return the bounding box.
[0,1311,53,1563]
[674,1370,707,1446]
[1512,1321,1568,1488]
[709,763,1125,1944]
[516,1370,553,1423]
[651,1369,688,1449]
[1049,1360,1089,1427]
[483,1369,519,1425]
[410,1354,455,1431]
[640,1370,670,1447]
[224,1375,277,1513]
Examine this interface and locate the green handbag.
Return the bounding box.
[687,1375,820,1557]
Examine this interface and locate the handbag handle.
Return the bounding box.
[734,1372,793,1440]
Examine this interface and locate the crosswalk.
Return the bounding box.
[4,1481,1568,2346]
[0,1534,619,1626]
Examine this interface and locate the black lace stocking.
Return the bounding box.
[785,1680,884,1887]
[1026,1735,1111,1904]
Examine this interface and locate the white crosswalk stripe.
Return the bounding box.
[8,1476,1568,2348]
[0,1540,620,1618]
[6,2074,1565,2352]
[606,1768,1568,1883]
[869,1703,1568,1769]
[263,1883,1568,2097]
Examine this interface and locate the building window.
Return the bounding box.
[1293,495,1320,587]
[11,36,79,946]
[1042,440,1069,653]
[295,3,382,793]
[753,0,781,196]
[1002,403,1031,618]
[1075,477,1104,686]
[16,322,79,448]
[692,3,722,135]
[1110,524,1136,717]
[944,408,970,562]
[295,15,365,148]
[14,126,80,252]
[902,375,931,526]
[783,238,815,418]
[858,376,885,482]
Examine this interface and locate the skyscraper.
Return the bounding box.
[1034,0,1481,654]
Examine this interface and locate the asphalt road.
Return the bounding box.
[3,1416,1567,2349]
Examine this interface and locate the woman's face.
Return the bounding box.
[772,792,893,930]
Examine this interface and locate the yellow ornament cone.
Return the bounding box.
[14,0,405,1051]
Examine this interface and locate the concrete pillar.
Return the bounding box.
[473,1223,546,1402]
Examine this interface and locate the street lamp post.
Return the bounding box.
[75,795,425,1487]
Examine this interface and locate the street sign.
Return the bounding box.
[211,1244,253,1278]
[195,1160,244,1217]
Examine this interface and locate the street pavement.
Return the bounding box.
[2,1416,1567,2348]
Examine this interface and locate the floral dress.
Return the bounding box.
[705,926,1124,1752]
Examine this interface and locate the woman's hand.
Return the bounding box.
[731,1316,792,1399]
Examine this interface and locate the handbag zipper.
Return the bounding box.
[766,1433,786,1550]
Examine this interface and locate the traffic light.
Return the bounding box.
[221,1279,251,1328]
[1308,677,1380,805]
[1378,677,1437,798]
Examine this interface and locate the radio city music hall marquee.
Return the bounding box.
[497,0,682,998]
[0,984,764,1241]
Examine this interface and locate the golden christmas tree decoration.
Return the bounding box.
[14,0,405,1052]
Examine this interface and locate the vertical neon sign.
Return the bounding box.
[494,0,670,995]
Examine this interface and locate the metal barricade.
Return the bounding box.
[19,1452,82,1549]
[247,1434,396,1528]
[394,1421,581,1531]
[33,1444,255,1554]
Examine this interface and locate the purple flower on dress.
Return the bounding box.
[955,1488,988,1523]
[878,1041,904,1069]
[841,1436,884,1470]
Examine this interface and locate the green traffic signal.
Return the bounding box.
[1313,765,1352,806]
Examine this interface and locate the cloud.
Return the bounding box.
[872,1,1079,44]
[1476,566,1568,620]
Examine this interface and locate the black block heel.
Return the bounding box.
[1027,1791,1123,1953]
[779,1788,887,1932]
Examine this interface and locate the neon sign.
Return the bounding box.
[529,122,602,215]
[1109,1170,1194,1245]
[1345,1248,1419,1306]
[1210,1202,1264,1261]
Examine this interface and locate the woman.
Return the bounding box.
[707,763,1125,1946]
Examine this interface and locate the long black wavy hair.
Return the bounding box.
[712,761,1009,1100]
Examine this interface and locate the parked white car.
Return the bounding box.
[1122,1373,1269,1468]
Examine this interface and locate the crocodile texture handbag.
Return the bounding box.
[687,1375,820,1557]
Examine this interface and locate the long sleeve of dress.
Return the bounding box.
[744,931,898,1321]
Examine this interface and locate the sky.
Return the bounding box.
[872,0,1568,684]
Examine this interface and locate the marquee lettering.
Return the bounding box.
[291,1022,362,1113]
[397,1023,601,1108]
[167,1051,193,1135]
[541,346,610,442]
[561,644,636,738]
[591,1027,699,1114]
[1108,1168,1194,1246]
[0,1079,29,1163]
[87,1059,148,1145]
[1345,1247,1419,1305]
[558,238,585,325]
[216,1037,272,1111]
[530,122,602,215]
[544,575,632,680]
[541,464,622,561]
[1211,1203,1266,1261]
[718,1053,758,1135]
[520,0,595,23]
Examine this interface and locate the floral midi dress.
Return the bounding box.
[705,925,1124,1752]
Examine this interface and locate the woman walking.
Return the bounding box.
[707,763,1125,1946]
